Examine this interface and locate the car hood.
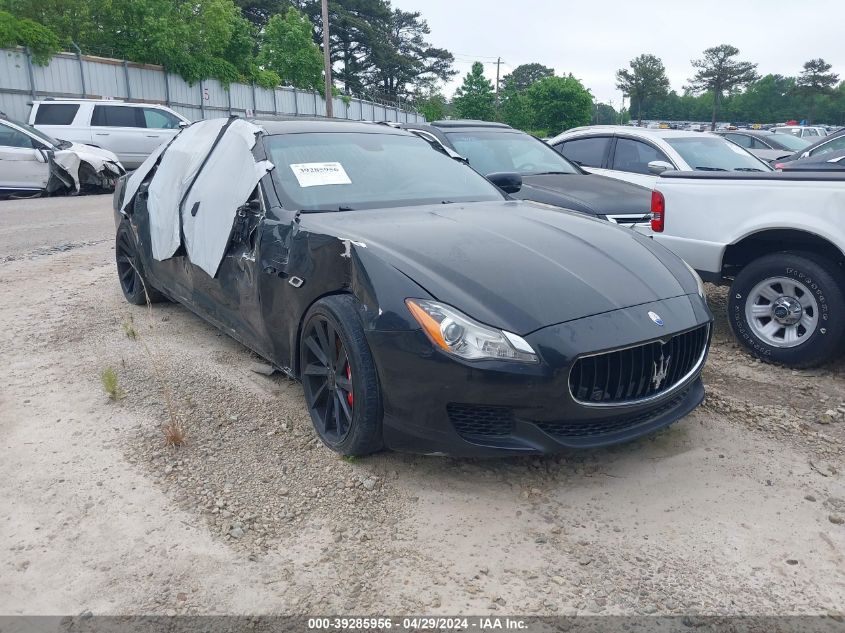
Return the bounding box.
[67,142,122,165]
[515,173,652,217]
[301,200,697,334]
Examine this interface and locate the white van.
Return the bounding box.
[28,99,189,168]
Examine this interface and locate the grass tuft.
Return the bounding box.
[122,315,138,340]
[100,367,125,400]
[162,420,187,447]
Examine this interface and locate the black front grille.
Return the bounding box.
[569,325,708,405]
[448,403,513,438]
[535,389,689,440]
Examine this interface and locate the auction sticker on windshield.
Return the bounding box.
[290,162,352,187]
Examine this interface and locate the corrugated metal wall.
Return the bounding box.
[0,48,425,124]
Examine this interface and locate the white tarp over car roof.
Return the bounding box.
[182,121,273,277]
[122,117,273,278]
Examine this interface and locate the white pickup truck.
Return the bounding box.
[646,171,845,367]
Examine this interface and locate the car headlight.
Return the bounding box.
[682,259,706,299]
[405,299,538,363]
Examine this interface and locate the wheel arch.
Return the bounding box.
[722,228,845,279]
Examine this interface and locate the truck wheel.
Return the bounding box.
[728,252,845,368]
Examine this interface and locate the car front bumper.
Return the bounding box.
[367,294,712,457]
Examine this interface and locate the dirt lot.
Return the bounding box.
[1,195,844,617]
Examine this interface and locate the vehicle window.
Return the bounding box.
[143,108,181,129]
[804,128,819,137]
[556,137,609,168]
[811,135,845,156]
[611,138,671,174]
[264,132,504,212]
[725,133,753,148]
[768,133,810,151]
[748,137,772,149]
[665,137,772,172]
[0,124,34,148]
[34,103,79,126]
[92,105,144,128]
[443,130,579,176]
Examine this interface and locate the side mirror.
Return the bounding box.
[178,121,190,129]
[486,171,522,194]
[648,160,674,175]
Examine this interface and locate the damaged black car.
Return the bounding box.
[113,118,712,457]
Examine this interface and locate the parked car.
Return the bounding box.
[0,114,123,197]
[779,149,845,172]
[548,126,771,188]
[114,118,712,457]
[713,129,811,162]
[773,127,845,168]
[29,98,189,169]
[643,170,845,367]
[771,125,828,139]
[399,120,652,226]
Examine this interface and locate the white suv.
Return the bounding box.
[29,99,189,168]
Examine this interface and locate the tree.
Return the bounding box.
[258,7,323,90]
[0,9,60,64]
[797,58,839,123]
[415,90,447,121]
[500,63,553,93]
[687,44,758,130]
[615,54,669,126]
[452,62,495,120]
[499,88,532,130]
[524,74,592,136]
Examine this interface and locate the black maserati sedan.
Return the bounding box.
[113,118,712,457]
[399,120,653,227]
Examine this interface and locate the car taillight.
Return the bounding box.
[651,190,665,232]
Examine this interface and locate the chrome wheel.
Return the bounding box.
[745,276,818,348]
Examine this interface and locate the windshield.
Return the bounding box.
[666,137,773,172]
[444,130,580,176]
[8,117,60,147]
[264,132,504,212]
[768,133,811,151]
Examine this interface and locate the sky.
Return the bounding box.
[390,0,845,106]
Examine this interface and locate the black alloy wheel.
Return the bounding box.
[299,296,383,455]
[115,222,165,305]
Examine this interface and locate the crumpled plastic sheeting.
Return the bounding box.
[120,140,171,215]
[181,120,273,277]
[52,149,122,192]
[146,118,229,261]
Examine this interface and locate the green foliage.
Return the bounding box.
[500,63,554,93]
[100,367,124,401]
[523,75,593,136]
[258,8,323,91]
[797,58,839,123]
[687,44,758,127]
[452,62,495,121]
[415,90,447,121]
[499,89,532,130]
[0,9,60,64]
[616,54,670,125]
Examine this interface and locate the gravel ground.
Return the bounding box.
[1,195,844,617]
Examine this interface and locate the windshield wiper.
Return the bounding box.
[693,166,728,171]
[298,205,355,213]
[734,167,765,172]
[529,171,574,176]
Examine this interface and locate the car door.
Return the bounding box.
[140,108,184,158]
[553,135,612,177]
[605,137,673,188]
[0,122,50,191]
[90,105,148,168]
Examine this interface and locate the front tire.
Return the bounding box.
[299,295,383,456]
[728,252,845,367]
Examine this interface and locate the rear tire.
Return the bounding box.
[728,252,845,367]
[115,222,166,305]
[299,295,383,456]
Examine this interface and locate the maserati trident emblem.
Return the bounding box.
[652,352,672,390]
[648,311,664,326]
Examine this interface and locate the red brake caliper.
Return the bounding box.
[345,364,354,406]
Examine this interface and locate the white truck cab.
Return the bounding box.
[29,99,189,169]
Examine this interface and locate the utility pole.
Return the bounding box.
[321,0,333,118]
[495,57,501,117]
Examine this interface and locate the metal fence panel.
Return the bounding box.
[0,47,424,123]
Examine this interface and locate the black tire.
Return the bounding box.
[728,252,845,368]
[299,295,383,456]
[115,222,166,306]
